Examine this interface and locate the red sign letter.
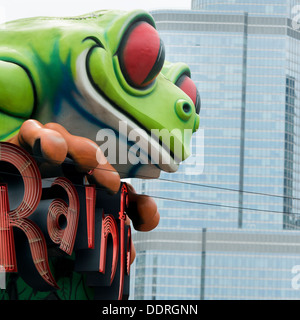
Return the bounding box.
[47,177,80,255]
[85,185,96,249]
[0,142,58,288]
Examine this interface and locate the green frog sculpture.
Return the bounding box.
[0,9,200,300]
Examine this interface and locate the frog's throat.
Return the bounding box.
[75,49,179,173]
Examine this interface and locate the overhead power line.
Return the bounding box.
[0,148,299,202]
[0,168,299,219]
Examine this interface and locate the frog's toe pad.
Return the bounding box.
[33,130,68,165]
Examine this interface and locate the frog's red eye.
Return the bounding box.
[118,21,165,89]
[176,74,201,114]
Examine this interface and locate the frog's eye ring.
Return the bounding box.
[176,74,201,114]
[118,21,165,89]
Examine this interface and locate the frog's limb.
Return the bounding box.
[126,183,160,232]
[9,120,162,265]
[0,60,35,140]
[9,119,121,194]
[10,119,68,164]
[44,122,121,194]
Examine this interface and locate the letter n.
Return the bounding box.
[99,213,119,285]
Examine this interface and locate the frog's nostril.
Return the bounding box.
[183,103,191,114]
[175,99,193,121]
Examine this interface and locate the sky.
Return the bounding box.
[0,0,191,21]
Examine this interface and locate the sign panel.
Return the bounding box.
[0,142,131,300]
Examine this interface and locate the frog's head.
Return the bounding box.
[71,10,200,178]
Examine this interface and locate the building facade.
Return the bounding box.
[192,0,299,18]
[129,0,300,300]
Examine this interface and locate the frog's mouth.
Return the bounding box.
[75,50,180,177]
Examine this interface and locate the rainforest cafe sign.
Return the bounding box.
[0,142,131,300]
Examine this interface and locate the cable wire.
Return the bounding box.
[1,148,299,202]
[0,168,299,219]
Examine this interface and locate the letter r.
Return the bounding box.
[0,142,58,288]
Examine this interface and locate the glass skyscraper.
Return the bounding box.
[129,0,300,300]
[192,0,299,17]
